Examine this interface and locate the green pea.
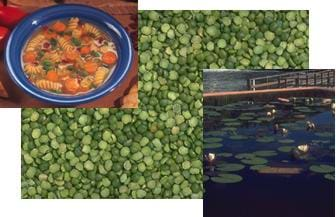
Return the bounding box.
[31,129,41,139]
[84,160,94,171]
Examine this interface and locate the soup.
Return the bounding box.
[22,17,118,95]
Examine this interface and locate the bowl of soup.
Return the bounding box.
[5,4,133,105]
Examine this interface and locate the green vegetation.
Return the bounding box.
[21,108,202,199]
[140,10,308,70]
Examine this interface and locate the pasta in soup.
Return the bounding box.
[22,17,118,95]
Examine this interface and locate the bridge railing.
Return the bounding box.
[247,69,335,91]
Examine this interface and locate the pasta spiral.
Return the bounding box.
[44,51,61,63]
[83,23,101,38]
[80,76,94,89]
[26,35,45,51]
[93,67,108,86]
[68,17,79,30]
[72,29,82,38]
[35,80,62,92]
[58,37,74,51]
[24,64,43,74]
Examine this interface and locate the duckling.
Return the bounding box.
[204,153,216,163]
[292,144,310,160]
[306,121,316,131]
[271,109,276,115]
[266,111,272,117]
[281,128,288,135]
[297,144,309,153]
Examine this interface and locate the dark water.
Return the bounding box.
[204,98,335,217]
[203,70,302,92]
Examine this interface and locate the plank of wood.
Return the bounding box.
[258,167,303,175]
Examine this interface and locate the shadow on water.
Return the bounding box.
[204,171,334,217]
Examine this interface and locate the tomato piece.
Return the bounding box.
[0,6,27,29]
[0,26,9,51]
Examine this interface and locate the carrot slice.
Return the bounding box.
[64,78,79,94]
[46,70,59,82]
[83,61,98,74]
[102,51,117,65]
[80,46,91,55]
[64,50,79,61]
[52,21,66,33]
[44,30,57,39]
[23,51,37,63]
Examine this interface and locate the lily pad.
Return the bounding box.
[257,117,273,122]
[221,118,238,122]
[217,152,233,158]
[204,143,222,149]
[309,164,334,173]
[278,139,295,144]
[238,116,254,121]
[205,131,223,137]
[235,153,255,159]
[315,132,334,138]
[253,150,278,157]
[222,127,237,132]
[249,120,262,124]
[256,136,275,143]
[241,112,257,117]
[277,146,294,153]
[264,104,275,109]
[241,157,268,165]
[207,111,221,116]
[229,135,248,140]
[249,164,269,171]
[216,163,245,172]
[205,137,222,143]
[324,174,335,181]
[203,175,210,182]
[211,174,243,184]
[225,122,241,127]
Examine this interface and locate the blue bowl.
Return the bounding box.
[5,4,133,105]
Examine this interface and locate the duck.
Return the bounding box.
[306,121,316,130]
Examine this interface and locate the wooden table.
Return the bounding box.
[0,0,138,108]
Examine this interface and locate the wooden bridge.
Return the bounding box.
[247,69,335,91]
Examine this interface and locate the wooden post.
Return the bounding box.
[284,77,287,88]
[247,79,251,90]
[278,76,281,88]
[327,71,330,87]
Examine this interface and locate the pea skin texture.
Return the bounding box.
[21,108,202,199]
[140,10,308,70]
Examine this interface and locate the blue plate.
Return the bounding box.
[5,4,133,105]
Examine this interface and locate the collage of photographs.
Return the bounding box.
[0,0,334,217]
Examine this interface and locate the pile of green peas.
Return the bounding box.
[139,10,308,69]
[21,108,203,199]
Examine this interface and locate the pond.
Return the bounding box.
[204,97,335,217]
